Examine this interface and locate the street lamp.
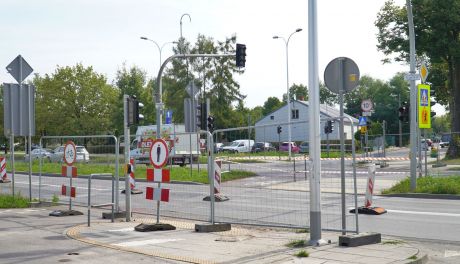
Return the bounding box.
[273,28,303,160]
[140,37,177,68]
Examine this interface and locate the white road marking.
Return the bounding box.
[108,227,134,232]
[386,209,460,217]
[14,180,110,191]
[113,238,184,247]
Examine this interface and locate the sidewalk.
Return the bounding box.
[66,211,427,264]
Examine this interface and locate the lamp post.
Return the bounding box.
[140,37,177,68]
[273,28,303,160]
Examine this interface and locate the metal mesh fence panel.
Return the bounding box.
[38,135,119,213]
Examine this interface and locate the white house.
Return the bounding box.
[254,100,358,143]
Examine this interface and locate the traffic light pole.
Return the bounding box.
[406,0,418,191]
[123,94,132,222]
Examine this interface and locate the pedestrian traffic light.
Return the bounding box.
[207,115,215,133]
[236,43,246,67]
[277,125,282,134]
[398,102,409,122]
[127,95,144,126]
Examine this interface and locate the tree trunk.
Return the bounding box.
[447,58,460,158]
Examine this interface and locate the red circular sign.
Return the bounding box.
[149,139,169,168]
[63,141,77,166]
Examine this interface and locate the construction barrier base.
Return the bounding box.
[134,223,176,232]
[202,194,229,202]
[121,189,143,195]
[339,232,381,247]
[349,207,387,215]
[102,211,126,219]
[49,210,83,217]
[0,178,11,183]
[195,223,231,233]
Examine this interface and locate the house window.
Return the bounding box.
[291,109,299,119]
[270,115,274,120]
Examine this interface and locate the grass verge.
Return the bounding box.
[382,176,460,195]
[0,194,29,208]
[286,240,307,248]
[12,160,256,184]
[295,250,309,257]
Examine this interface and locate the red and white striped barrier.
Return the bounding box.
[214,160,222,195]
[61,165,77,197]
[145,167,170,202]
[0,157,10,183]
[364,164,376,207]
[129,158,136,190]
[61,185,76,198]
[146,187,169,202]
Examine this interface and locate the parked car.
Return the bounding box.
[24,148,53,162]
[440,134,451,148]
[251,142,276,153]
[299,142,309,153]
[279,142,300,153]
[222,140,254,153]
[50,145,90,163]
[214,143,225,153]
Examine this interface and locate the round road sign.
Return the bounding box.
[324,57,360,94]
[361,99,373,112]
[149,139,169,168]
[64,141,77,166]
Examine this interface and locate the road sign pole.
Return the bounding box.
[9,85,15,197]
[308,0,325,246]
[406,0,418,191]
[123,95,131,222]
[338,59,346,235]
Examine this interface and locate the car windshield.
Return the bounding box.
[255,143,264,147]
[229,142,240,147]
[281,143,289,147]
[76,147,86,153]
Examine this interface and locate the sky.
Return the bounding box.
[0,0,446,115]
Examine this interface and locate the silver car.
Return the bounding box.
[50,145,90,163]
[24,148,53,162]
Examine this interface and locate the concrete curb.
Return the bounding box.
[406,251,429,264]
[380,193,460,200]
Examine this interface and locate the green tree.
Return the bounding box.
[33,64,118,136]
[375,0,460,157]
[262,97,282,116]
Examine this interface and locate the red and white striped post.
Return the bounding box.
[364,164,376,208]
[0,157,11,183]
[214,160,222,195]
[145,168,170,202]
[61,165,77,210]
[129,158,136,190]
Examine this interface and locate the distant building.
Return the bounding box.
[254,100,358,143]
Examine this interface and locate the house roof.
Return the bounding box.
[255,100,359,124]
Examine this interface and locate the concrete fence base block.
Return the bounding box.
[339,232,381,247]
[49,210,83,217]
[102,211,126,219]
[134,223,176,232]
[195,223,231,233]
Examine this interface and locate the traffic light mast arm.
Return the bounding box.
[155,53,236,138]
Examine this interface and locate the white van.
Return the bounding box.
[222,139,254,153]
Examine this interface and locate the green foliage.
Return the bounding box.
[382,176,460,195]
[286,240,307,248]
[33,64,118,136]
[52,194,59,204]
[295,250,309,258]
[0,194,29,208]
[262,97,283,116]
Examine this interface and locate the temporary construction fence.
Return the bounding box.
[36,135,119,214]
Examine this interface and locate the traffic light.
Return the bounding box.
[236,43,246,67]
[277,125,282,134]
[207,115,215,133]
[324,120,334,134]
[127,96,144,126]
[398,102,409,122]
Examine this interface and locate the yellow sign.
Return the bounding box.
[420,62,429,83]
[418,84,431,129]
[360,126,367,134]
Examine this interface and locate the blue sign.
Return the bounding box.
[165,110,173,124]
[358,116,367,126]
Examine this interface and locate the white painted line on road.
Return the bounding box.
[113,238,184,247]
[14,180,110,191]
[108,227,135,232]
[386,209,460,217]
